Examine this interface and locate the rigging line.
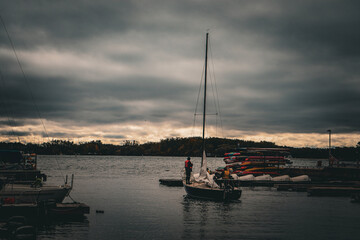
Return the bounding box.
[0,69,21,143]
[207,40,219,137]
[0,15,66,182]
[208,38,225,138]
[194,113,218,116]
[0,15,50,140]
[207,38,220,138]
[191,63,205,137]
[206,65,217,138]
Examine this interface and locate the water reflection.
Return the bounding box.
[37,216,89,240]
[182,196,241,239]
[0,215,89,240]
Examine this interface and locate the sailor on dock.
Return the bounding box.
[185,157,193,184]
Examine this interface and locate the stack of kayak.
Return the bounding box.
[218,147,293,176]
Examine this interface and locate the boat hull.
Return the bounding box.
[0,184,71,204]
[184,183,241,201]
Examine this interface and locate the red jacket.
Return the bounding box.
[185,160,193,170]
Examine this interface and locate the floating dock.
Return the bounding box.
[159,178,313,188]
[275,181,360,192]
[280,166,360,181]
[159,179,183,186]
[307,187,360,197]
[0,202,90,221]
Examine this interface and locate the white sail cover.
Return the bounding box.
[199,150,208,178]
[254,174,272,181]
[239,174,255,181]
[272,175,291,181]
[193,150,219,188]
[193,172,219,188]
[291,175,311,182]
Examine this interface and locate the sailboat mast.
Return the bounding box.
[201,32,209,168]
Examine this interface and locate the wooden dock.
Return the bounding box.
[159,179,183,186]
[0,202,90,220]
[308,186,360,197]
[0,203,38,221]
[279,166,360,181]
[275,181,360,192]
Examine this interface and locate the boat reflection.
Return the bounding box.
[37,216,89,239]
[181,195,241,239]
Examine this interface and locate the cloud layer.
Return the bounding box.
[0,0,359,147]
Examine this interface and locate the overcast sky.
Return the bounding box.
[0,0,359,147]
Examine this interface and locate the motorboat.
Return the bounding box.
[0,178,72,204]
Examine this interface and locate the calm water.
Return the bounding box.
[35,155,360,240]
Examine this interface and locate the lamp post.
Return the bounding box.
[327,129,331,166]
[356,142,360,168]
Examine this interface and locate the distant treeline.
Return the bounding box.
[0,137,359,161]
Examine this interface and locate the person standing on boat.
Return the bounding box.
[221,166,231,179]
[185,157,193,184]
[221,166,233,188]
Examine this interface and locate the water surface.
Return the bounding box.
[35,156,360,240]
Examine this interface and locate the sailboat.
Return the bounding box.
[183,33,242,201]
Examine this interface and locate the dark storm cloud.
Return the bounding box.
[103,134,126,140]
[0,119,34,127]
[0,69,194,125]
[0,130,32,137]
[208,0,360,134]
[0,0,359,142]
[0,1,135,48]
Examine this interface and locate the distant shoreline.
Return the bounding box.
[1,137,359,161]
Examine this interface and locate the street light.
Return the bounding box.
[327,129,331,166]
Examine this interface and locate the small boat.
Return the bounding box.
[0,183,72,204]
[48,203,90,217]
[183,33,241,201]
[0,150,46,183]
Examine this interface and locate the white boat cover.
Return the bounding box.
[272,175,291,181]
[291,175,311,182]
[238,174,255,181]
[254,174,272,181]
[193,172,219,188]
[231,174,239,180]
[229,162,242,166]
[199,150,208,178]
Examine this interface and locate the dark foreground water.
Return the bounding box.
[35,156,360,240]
